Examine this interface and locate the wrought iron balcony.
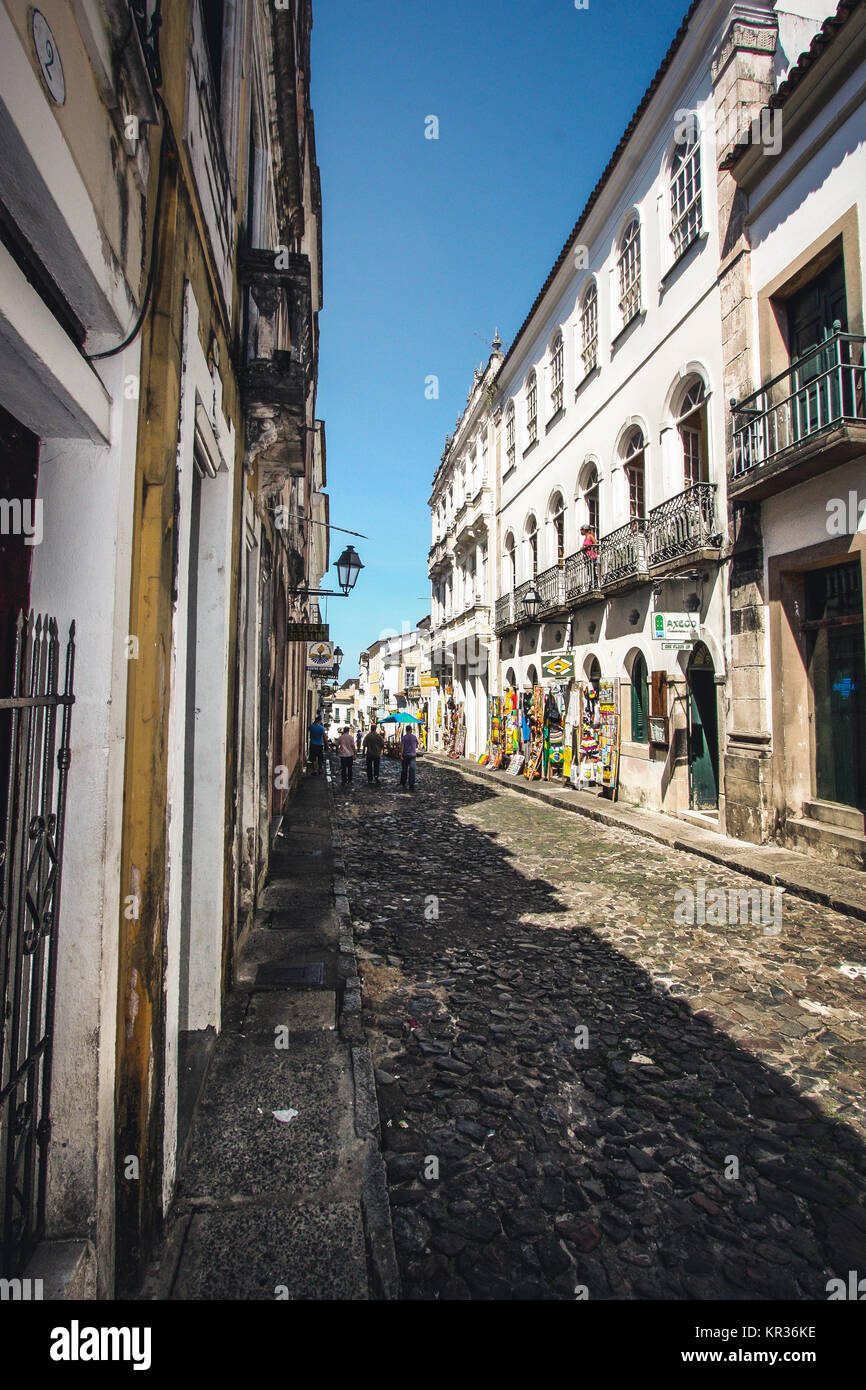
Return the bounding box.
[535,562,567,613]
[731,330,866,499]
[564,550,601,602]
[494,580,532,634]
[493,493,722,635]
[646,483,719,570]
[598,519,648,589]
[239,249,313,490]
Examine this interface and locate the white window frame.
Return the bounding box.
[618,217,641,327]
[580,281,598,377]
[550,332,564,415]
[670,122,702,260]
[526,371,538,446]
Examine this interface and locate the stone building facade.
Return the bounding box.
[718,0,866,867]
[0,0,329,1295]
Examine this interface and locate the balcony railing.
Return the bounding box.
[647,484,717,567]
[598,519,648,587]
[239,248,313,487]
[564,550,600,601]
[494,580,531,632]
[493,494,720,634]
[732,330,866,476]
[535,563,567,611]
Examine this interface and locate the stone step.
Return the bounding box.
[802,798,865,833]
[676,809,723,835]
[785,816,866,873]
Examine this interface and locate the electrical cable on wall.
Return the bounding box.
[86,92,171,362]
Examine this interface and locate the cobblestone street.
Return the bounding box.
[337,757,866,1301]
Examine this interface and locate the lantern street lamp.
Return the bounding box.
[522,584,542,621]
[287,545,364,598]
[335,545,364,595]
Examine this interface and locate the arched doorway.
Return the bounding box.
[687,642,719,809]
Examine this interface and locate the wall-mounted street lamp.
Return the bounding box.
[290,545,365,598]
[522,584,542,621]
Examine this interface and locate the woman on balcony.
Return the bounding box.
[580,524,599,588]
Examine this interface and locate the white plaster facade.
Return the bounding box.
[0,0,154,1295]
[428,347,502,757]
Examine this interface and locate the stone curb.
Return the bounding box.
[325,769,401,1301]
[428,751,866,925]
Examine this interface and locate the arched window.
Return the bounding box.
[676,378,709,488]
[618,217,641,325]
[579,462,600,534]
[526,370,538,446]
[505,402,515,471]
[549,493,566,565]
[580,281,598,375]
[504,532,516,591]
[670,119,702,258]
[505,667,517,689]
[630,652,649,743]
[623,428,646,520]
[525,514,539,580]
[588,657,601,693]
[550,332,564,414]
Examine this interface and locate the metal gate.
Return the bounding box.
[0,613,75,1276]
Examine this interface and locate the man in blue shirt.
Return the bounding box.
[309,715,327,775]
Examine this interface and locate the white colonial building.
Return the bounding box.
[719,0,866,868]
[428,342,503,757]
[491,0,834,823]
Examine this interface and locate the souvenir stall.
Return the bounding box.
[445,697,466,758]
[542,686,567,780]
[571,677,620,796]
[480,695,503,767]
[524,686,545,780]
[501,688,521,760]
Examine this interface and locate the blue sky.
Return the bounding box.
[312,0,692,674]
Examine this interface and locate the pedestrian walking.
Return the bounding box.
[363,725,385,785]
[400,726,419,791]
[309,714,327,775]
[336,726,356,785]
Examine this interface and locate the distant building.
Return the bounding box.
[428,343,502,757]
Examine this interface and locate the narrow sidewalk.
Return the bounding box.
[427,751,866,924]
[139,760,398,1301]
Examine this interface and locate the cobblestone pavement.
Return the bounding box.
[335,756,866,1301]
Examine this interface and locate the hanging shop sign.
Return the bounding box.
[652,612,699,649]
[542,652,575,680]
[420,675,440,689]
[287,622,329,642]
[306,639,335,671]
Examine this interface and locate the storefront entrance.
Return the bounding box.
[805,561,866,812]
[687,643,719,810]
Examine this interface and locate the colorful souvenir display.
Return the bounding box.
[572,678,620,796]
[524,686,545,781]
